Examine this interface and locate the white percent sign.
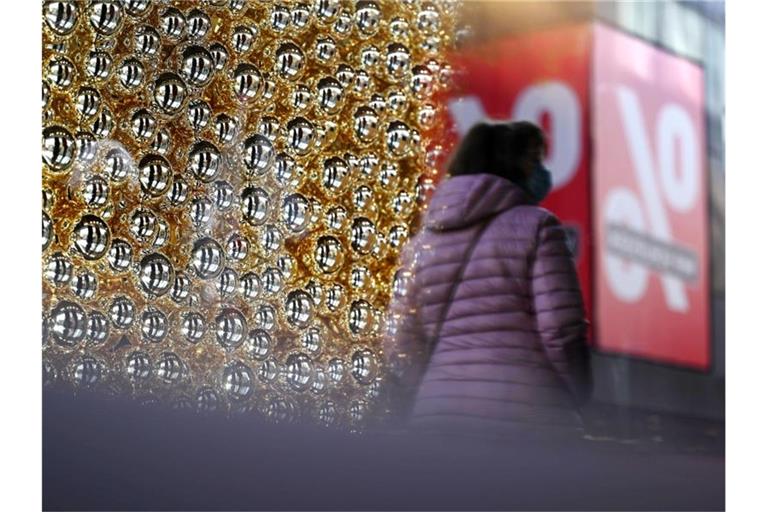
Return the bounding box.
[604,85,700,312]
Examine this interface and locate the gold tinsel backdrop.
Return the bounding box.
[41,0,460,428]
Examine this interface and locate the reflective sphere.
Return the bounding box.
[214,180,235,210]
[180,45,214,87]
[285,353,313,391]
[258,116,281,141]
[107,239,132,271]
[327,357,345,383]
[104,148,129,181]
[291,84,312,110]
[156,352,186,383]
[47,51,71,82]
[258,358,279,382]
[71,271,98,300]
[274,153,302,187]
[242,135,274,176]
[350,217,376,254]
[215,308,247,349]
[191,237,224,279]
[160,7,185,39]
[300,327,322,355]
[148,128,170,156]
[109,296,135,328]
[135,25,160,57]
[44,1,79,35]
[312,367,327,394]
[138,252,174,296]
[326,283,345,311]
[325,206,347,230]
[73,214,110,260]
[232,25,255,53]
[85,310,110,344]
[215,114,238,144]
[76,87,101,118]
[141,308,168,342]
[171,272,191,303]
[181,311,206,343]
[50,301,87,346]
[187,9,211,39]
[277,253,295,279]
[286,118,315,155]
[350,266,370,289]
[333,9,352,35]
[255,304,277,330]
[209,43,229,71]
[241,187,270,225]
[315,236,343,273]
[315,37,337,64]
[353,107,379,142]
[285,290,314,328]
[190,196,213,228]
[168,175,189,206]
[276,42,304,79]
[86,51,112,80]
[239,272,260,299]
[261,268,283,296]
[126,351,152,381]
[75,133,96,163]
[153,73,187,114]
[130,209,157,241]
[42,126,75,171]
[282,193,311,232]
[89,1,122,35]
[91,107,114,137]
[223,361,255,400]
[217,267,238,296]
[351,348,377,384]
[118,58,144,89]
[386,121,413,157]
[72,356,105,387]
[42,211,53,251]
[322,157,349,193]
[226,233,249,262]
[187,100,211,131]
[233,63,262,101]
[188,141,221,182]
[247,329,271,360]
[138,154,172,196]
[355,1,382,36]
[270,4,290,32]
[317,76,344,114]
[315,0,341,21]
[348,299,373,335]
[44,252,72,284]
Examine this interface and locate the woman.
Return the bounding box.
[385,121,591,440]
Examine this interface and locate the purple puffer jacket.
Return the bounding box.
[386,173,591,437]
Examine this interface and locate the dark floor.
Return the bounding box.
[43,390,724,511]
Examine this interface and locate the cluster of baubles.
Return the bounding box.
[41,0,459,427]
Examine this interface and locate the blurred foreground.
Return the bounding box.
[44,390,723,511]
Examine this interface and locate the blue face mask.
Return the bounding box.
[526,164,552,203]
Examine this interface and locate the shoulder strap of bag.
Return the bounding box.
[425,213,496,357]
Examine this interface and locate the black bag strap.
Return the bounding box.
[424,213,496,358]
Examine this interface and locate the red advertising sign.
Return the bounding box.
[448,24,594,324]
[592,24,710,369]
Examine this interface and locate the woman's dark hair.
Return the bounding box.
[446,121,546,185]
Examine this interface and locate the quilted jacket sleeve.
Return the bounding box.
[531,214,592,406]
